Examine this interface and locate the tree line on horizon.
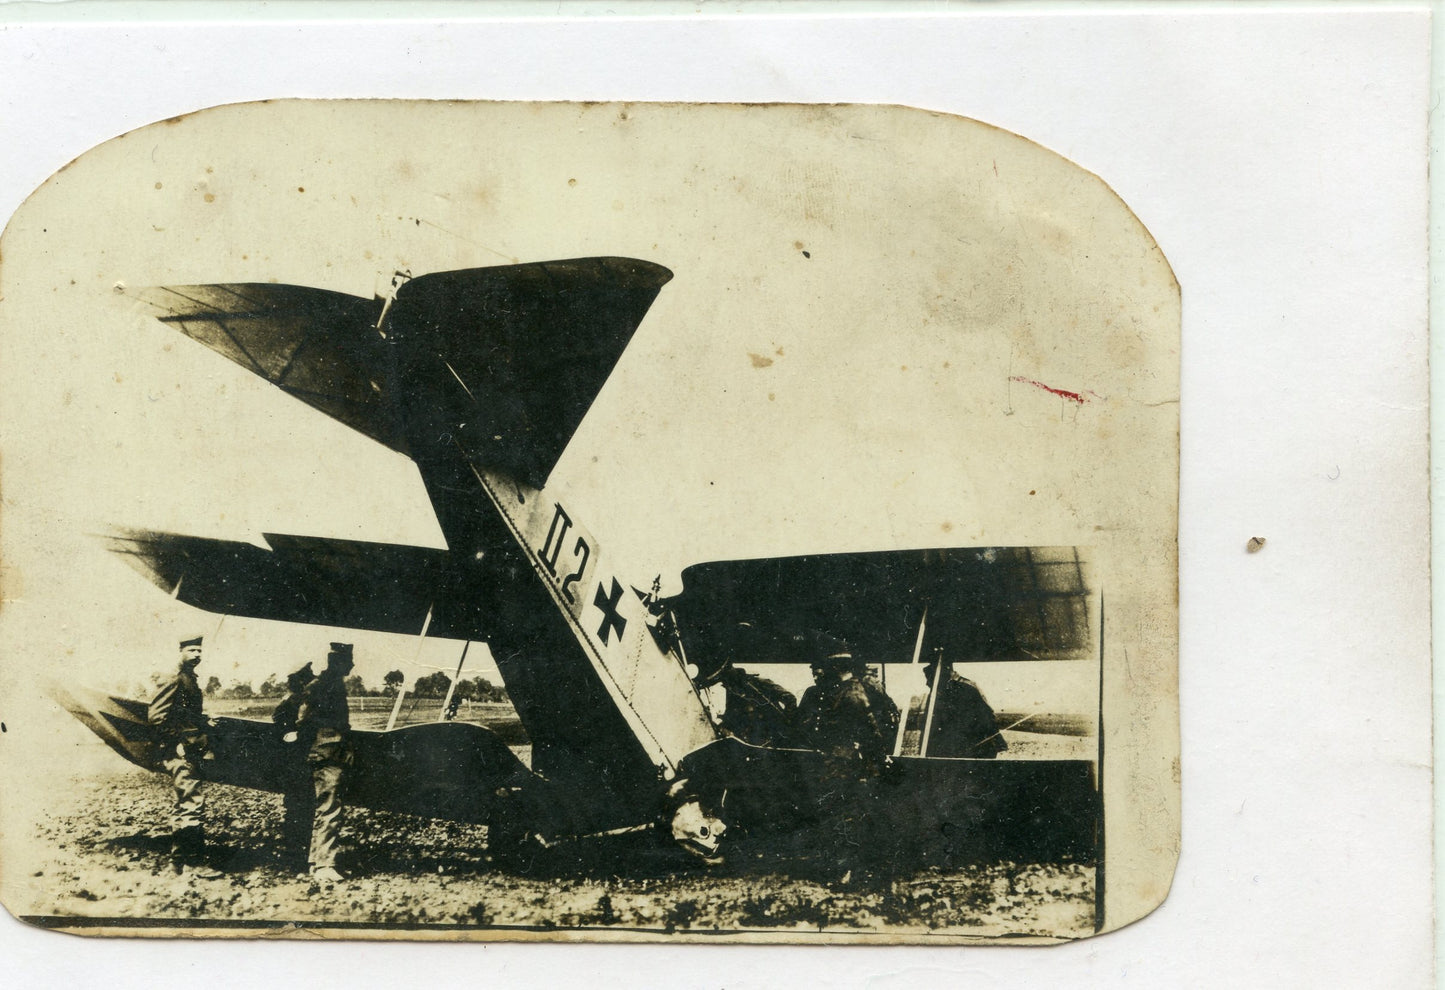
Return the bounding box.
[194,670,509,704]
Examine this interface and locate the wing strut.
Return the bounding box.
[384,676,408,732]
[919,649,945,758]
[892,606,927,757]
[436,640,471,723]
[386,603,433,731]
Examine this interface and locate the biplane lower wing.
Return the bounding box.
[103,529,489,641]
[50,685,534,824]
[49,685,163,771]
[680,738,1098,864]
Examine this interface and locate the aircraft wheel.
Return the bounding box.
[665,780,727,866]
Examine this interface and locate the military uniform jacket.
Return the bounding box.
[297,672,351,763]
[858,675,901,743]
[927,674,1007,758]
[148,666,206,750]
[721,672,798,747]
[272,691,304,735]
[799,677,888,760]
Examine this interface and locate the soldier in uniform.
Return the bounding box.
[147,634,220,874]
[717,664,798,747]
[797,649,893,878]
[296,643,354,882]
[921,658,1008,758]
[851,659,900,750]
[271,661,316,871]
[797,651,890,764]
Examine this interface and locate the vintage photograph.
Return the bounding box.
[0,101,1179,942]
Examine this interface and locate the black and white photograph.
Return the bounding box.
[0,5,1435,984]
[1,97,1175,943]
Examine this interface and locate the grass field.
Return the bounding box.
[21,766,1096,939]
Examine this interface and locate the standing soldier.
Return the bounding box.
[147,634,220,875]
[797,647,890,879]
[921,658,1008,758]
[297,643,354,883]
[271,661,316,872]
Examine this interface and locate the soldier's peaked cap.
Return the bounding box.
[328,642,354,660]
[179,634,203,649]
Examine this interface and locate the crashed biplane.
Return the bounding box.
[58,257,1100,870]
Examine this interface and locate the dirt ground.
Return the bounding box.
[9,761,1095,942]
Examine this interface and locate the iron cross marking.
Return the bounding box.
[593,577,628,645]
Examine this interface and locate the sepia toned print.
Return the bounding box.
[0,101,1178,942]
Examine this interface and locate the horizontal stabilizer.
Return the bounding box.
[132,282,403,453]
[104,529,486,641]
[664,546,1092,669]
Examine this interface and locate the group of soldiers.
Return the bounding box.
[713,646,1007,876]
[717,647,1007,763]
[146,635,356,882]
[146,632,1005,880]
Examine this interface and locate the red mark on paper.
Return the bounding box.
[1010,376,1100,404]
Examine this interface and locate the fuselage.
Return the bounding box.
[382,263,721,831]
[407,447,721,831]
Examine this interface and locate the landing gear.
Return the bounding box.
[665,779,728,866]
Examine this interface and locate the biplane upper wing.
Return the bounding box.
[135,258,673,491]
[663,546,1092,671]
[103,529,486,640]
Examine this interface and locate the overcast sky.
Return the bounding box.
[0,101,1172,717]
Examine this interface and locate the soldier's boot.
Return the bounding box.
[281,838,310,875]
[310,866,345,884]
[169,825,200,872]
[173,826,224,878]
[280,806,314,873]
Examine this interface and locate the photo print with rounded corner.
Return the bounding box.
[0,101,1178,943]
